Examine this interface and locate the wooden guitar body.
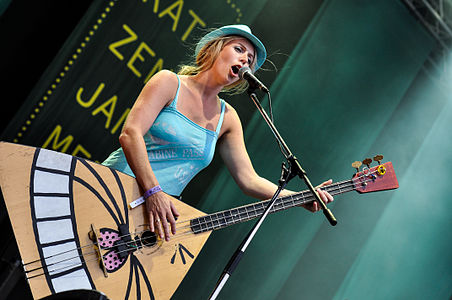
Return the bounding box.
[0,142,399,299]
[0,142,211,300]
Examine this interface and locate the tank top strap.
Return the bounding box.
[168,73,181,109]
[215,99,226,135]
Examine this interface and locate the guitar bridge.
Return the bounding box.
[88,224,108,278]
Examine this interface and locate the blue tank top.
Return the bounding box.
[102,74,226,196]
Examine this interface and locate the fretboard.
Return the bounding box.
[190,179,355,234]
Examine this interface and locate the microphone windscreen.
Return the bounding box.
[238,67,252,80]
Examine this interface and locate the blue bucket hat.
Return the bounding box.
[195,24,267,71]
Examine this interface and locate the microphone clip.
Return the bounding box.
[238,67,270,94]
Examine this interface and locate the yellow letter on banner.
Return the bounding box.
[76,83,105,108]
[143,58,164,83]
[72,145,92,159]
[109,24,138,61]
[158,0,184,31]
[127,42,156,78]
[92,96,118,129]
[153,0,159,13]
[42,125,74,153]
[182,10,206,41]
[141,0,159,13]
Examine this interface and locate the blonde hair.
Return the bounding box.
[178,35,258,95]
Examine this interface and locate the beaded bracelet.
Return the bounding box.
[143,185,162,199]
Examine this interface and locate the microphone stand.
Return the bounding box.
[208,89,337,300]
[247,91,337,225]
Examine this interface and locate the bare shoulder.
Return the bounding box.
[223,102,239,119]
[146,69,178,90]
[220,101,243,137]
[140,70,179,106]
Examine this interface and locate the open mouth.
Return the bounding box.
[231,65,240,76]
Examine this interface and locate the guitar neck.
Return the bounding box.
[190,179,355,234]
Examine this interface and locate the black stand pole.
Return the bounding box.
[246,91,337,225]
[208,90,337,300]
[208,162,292,300]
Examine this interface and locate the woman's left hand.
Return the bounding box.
[302,179,334,212]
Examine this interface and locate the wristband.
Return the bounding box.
[143,185,162,199]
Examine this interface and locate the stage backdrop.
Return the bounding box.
[1,0,276,160]
[2,0,452,299]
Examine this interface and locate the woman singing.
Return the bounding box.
[103,24,333,241]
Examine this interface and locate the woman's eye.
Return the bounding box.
[235,46,243,53]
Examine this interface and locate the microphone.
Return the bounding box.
[238,67,269,93]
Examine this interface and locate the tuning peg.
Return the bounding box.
[373,154,384,165]
[351,161,362,172]
[362,158,372,168]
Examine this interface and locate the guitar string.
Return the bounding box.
[95,170,377,251]
[184,171,378,233]
[187,182,357,234]
[79,179,359,260]
[27,179,358,279]
[23,171,374,270]
[25,224,212,280]
[177,176,361,233]
[26,229,161,279]
[25,230,145,278]
[23,174,370,272]
[25,177,375,279]
[23,244,94,267]
[27,180,357,279]
[26,186,358,279]
[26,225,214,280]
[43,170,375,258]
[23,171,379,277]
[24,176,351,273]
[24,180,352,274]
[102,180,361,258]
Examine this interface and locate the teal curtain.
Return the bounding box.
[0,0,11,16]
[331,56,452,300]
[176,0,452,299]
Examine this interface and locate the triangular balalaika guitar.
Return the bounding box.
[0,142,398,300]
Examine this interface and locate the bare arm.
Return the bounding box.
[119,70,179,241]
[218,104,333,211]
[217,105,279,199]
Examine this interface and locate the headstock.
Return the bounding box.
[352,155,399,193]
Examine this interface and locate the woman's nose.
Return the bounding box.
[239,54,248,66]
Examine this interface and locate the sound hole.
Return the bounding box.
[141,230,157,247]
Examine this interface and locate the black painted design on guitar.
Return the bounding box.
[29,148,95,293]
[170,243,194,265]
[29,148,155,299]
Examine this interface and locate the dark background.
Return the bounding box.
[0,2,92,298]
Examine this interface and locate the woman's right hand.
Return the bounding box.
[146,191,180,242]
